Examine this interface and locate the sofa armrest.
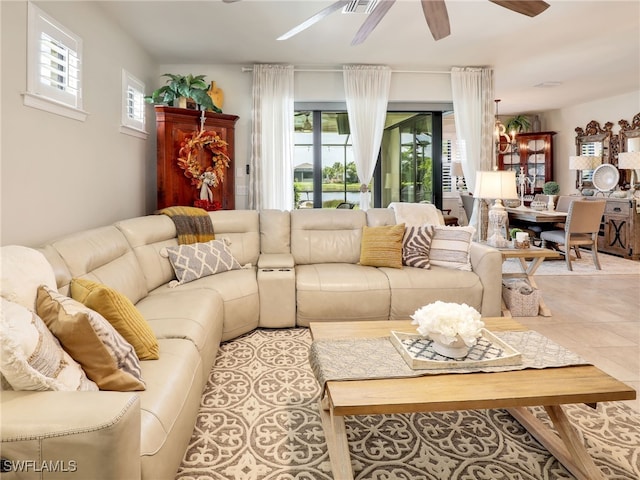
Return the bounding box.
[469,242,502,317]
[257,253,294,269]
[1,391,141,479]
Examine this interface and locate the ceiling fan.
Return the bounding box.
[225,0,550,46]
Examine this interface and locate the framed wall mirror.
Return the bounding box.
[574,120,613,190]
[619,113,640,188]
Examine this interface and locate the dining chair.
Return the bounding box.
[555,195,576,213]
[540,200,606,271]
[460,193,475,224]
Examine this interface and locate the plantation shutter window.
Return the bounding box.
[25,3,86,121]
[121,70,147,137]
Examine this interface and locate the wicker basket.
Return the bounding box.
[502,285,540,317]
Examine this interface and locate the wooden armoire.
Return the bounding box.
[155,106,239,210]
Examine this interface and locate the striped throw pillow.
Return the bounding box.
[402,225,436,268]
[37,286,146,391]
[429,226,476,271]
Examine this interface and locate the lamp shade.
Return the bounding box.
[569,155,601,170]
[474,170,518,200]
[618,151,640,169]
[451,162,464,177]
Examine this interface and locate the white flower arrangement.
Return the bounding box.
[411,301,485,347]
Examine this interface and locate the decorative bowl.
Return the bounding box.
[530,200,547,211]
[592,163,620,192]
[504,199,521,208]
[582,189,595,196]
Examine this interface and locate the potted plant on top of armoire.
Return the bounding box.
[145,74,222,113]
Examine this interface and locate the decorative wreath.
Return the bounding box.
[177,129,230,190]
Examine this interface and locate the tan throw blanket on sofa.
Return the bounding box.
[157,206,215,245]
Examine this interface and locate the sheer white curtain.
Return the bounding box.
[451,66,495,237]
[249,64,294,211]
[343,65,391,210]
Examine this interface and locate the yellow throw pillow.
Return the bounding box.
[70,278,159,360]
[359,223,405,269]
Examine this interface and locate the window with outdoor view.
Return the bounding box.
[293,109,445,210]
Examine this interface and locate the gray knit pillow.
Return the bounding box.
[165,239,241,285]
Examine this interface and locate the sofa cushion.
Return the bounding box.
[295,263,390,326]
[47,226,149,303]
[0,298,98,391]
[402,225,436,268]
[0,245,57,310]
[147,268,259,342]
[381,266,484,319]
[135,288,224,371]
[137,338,204,475]
[259,209,291,254]
[429,226,475,271]
[70,279,159,360]
[163,240,242,285]
[291,209,367,264]
[116,211,260,292]
[359,224,405,269]
[36,286,145,391]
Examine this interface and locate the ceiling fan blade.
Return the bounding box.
[351,0,396,46]
[489,0,550,17]
[278,1,351,41]
[421,0,450,41]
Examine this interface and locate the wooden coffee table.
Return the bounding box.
[309,319,636,480]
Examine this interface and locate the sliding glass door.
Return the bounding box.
[294,109,443,209]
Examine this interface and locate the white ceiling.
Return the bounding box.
[98,0,640,114]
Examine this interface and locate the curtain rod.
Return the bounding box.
[241,66,450,75]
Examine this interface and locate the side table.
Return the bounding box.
[497,246,562,317]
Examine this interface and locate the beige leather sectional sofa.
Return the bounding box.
[0,208,501,480]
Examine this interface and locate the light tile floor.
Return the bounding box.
[515,273,640,411]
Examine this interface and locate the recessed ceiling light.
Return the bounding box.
[534,81,563,88]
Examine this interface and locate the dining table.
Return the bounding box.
[506,206,568,224]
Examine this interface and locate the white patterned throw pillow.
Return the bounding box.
[0,298,98,391]
[164,239,242,285]
[429,225,475,271]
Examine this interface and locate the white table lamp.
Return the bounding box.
[452,162,465,191]
[618,151,640,197]
[569,155,601,194]
[474,170,518,247]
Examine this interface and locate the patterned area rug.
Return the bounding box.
[502,250,640,276]
[176,328,640,480]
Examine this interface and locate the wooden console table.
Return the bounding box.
[589,197,640,260]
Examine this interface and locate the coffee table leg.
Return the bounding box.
[319,394,354,480]
[507,406,605,480]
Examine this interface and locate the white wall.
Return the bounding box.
[545,90,640,195]
[1,1,156,246]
